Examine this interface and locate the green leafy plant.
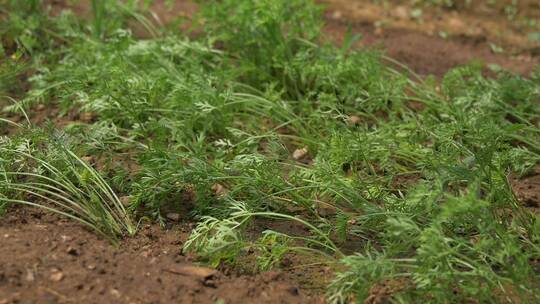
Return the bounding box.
[1,0,539,302]
[0,130,136,243]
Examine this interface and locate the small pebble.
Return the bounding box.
[292,147,308,160]
[49,270,64,282]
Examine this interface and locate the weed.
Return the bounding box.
[0,128,136,243]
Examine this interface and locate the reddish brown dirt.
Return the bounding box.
[325,20,536,77]
[2,1,540,304]
[322,0,540,52]
[0,207,320,304]
[43,0,540,77]
[512,165,540,214]
[322,1,539,77]
[365,278,410,304]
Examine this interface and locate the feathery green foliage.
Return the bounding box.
[1,0,539,302]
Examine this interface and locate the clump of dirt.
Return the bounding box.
[0,207,319,303]
[512,165,540,214]
[365,278,410,304]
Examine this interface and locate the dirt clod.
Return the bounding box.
[511,166,540,213]
[25,269,35,282]
[347,115,361,125]
[212,183,228,196]
[119,196,131,207]
[81,156,95,164]
[365,279,409,304]
[293,147,309,161]
[110,288,121,298]
[166,213,181,222]
[80,112,96,123]
[49,270,65,282]
[66,246,79,256]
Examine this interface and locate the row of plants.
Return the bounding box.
[1,0,540,302]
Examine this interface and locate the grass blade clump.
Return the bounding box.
[0,130,136,243]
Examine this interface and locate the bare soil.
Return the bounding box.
[322,0,539,76]
[2,1,540,303]
[0,207,320,304]
[512,165,540,215]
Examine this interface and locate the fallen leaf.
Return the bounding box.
[164,264,217,280]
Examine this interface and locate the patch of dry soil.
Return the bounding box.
[512,166,540,215]
[322,0,539,76]
[0,208,321,304]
